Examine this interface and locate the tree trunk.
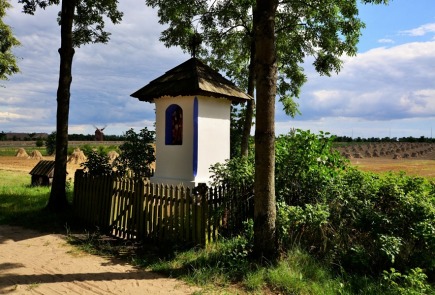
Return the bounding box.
[47,0,76,211]
[253,0,278,260]
[240,32,256,158]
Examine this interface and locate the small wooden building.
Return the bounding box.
[29,160,55,186]
[131,57,252,187]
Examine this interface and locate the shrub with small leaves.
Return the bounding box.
[114,127,155,177]
[81,150,112,176]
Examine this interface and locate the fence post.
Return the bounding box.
[194,183,208,246]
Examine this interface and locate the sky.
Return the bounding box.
[1,0,435,139]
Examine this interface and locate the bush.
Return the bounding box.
[45,131,56,155]
[80,150,112,176]
[114,127,155,177]
[209,156,254,187]
[35,138,44,147]
[275,129,347,205]
[277,168,435,280]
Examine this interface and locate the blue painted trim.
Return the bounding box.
[193,97,198,177]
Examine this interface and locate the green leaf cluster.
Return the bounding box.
[277,169,435,281]
[18,0,123,47]
[45,131,56,155]
[209,155,254,187]
[0,0,20,81]
[275,129,347,205]
[146,0,388,116]
[113,127,155,177]
[80,149,112,176]
[79,128,155,178]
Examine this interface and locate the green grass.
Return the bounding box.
[129,238,393,295]
[0,146,47,156]
[0,170,73,231]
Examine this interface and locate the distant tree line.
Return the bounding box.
[0,131,126,141]
[68,133,126,141]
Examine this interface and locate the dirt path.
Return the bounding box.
[0,225,199,295]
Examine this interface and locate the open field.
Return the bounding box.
[0,156,82,177]
[0,141,122,180]
[349,158,435,178]
[335,142,435,179]
[0,142,434,179]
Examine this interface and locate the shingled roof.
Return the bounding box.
[130,58,252,103]
[29,160,55,177]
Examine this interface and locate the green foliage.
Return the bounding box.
[277,168,435,281]
[210,129,435,285]
[275,129,347,204]
[209,156,254,187]
[35,137,44,147]
[276,202,331,253]
[114,128,155,177]
[382,268,434,295]
[0,0,20,81]
[80,150,112,176]
[146,0,389,116]
[45,131,56,155]
[19,0,123,48]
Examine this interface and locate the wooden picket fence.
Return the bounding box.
[73,170,253,246]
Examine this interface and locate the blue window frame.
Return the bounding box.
[165,104,183,145]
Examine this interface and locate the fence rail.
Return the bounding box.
[73,170,253,246]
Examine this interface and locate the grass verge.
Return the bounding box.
[0,170,74,231]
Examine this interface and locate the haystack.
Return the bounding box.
[15,148,28,157]
[68,148,86,164]
[343,152,353,159]
[28,150,43,160]
[107,151,119,163]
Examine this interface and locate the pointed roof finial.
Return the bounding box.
[188,32,202,58]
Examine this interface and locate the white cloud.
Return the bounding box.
[0,111,30,120]
[400,23,435,37]
[378,38,395,44]
[276,40,435,138]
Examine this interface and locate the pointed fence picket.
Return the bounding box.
[73,170,253,246]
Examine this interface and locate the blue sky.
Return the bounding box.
[2,0,435,139]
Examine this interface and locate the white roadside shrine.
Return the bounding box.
[131,58,252,187]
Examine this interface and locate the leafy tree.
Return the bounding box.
[0,0,20,82]
[19,0,123,211]
[114,128,156,177]
[45,131,56,155]
[145,0,391,259]
[252,0,390,260]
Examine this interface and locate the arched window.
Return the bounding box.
[165,104,183,145]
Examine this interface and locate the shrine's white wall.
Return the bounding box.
[151,95,231,187]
